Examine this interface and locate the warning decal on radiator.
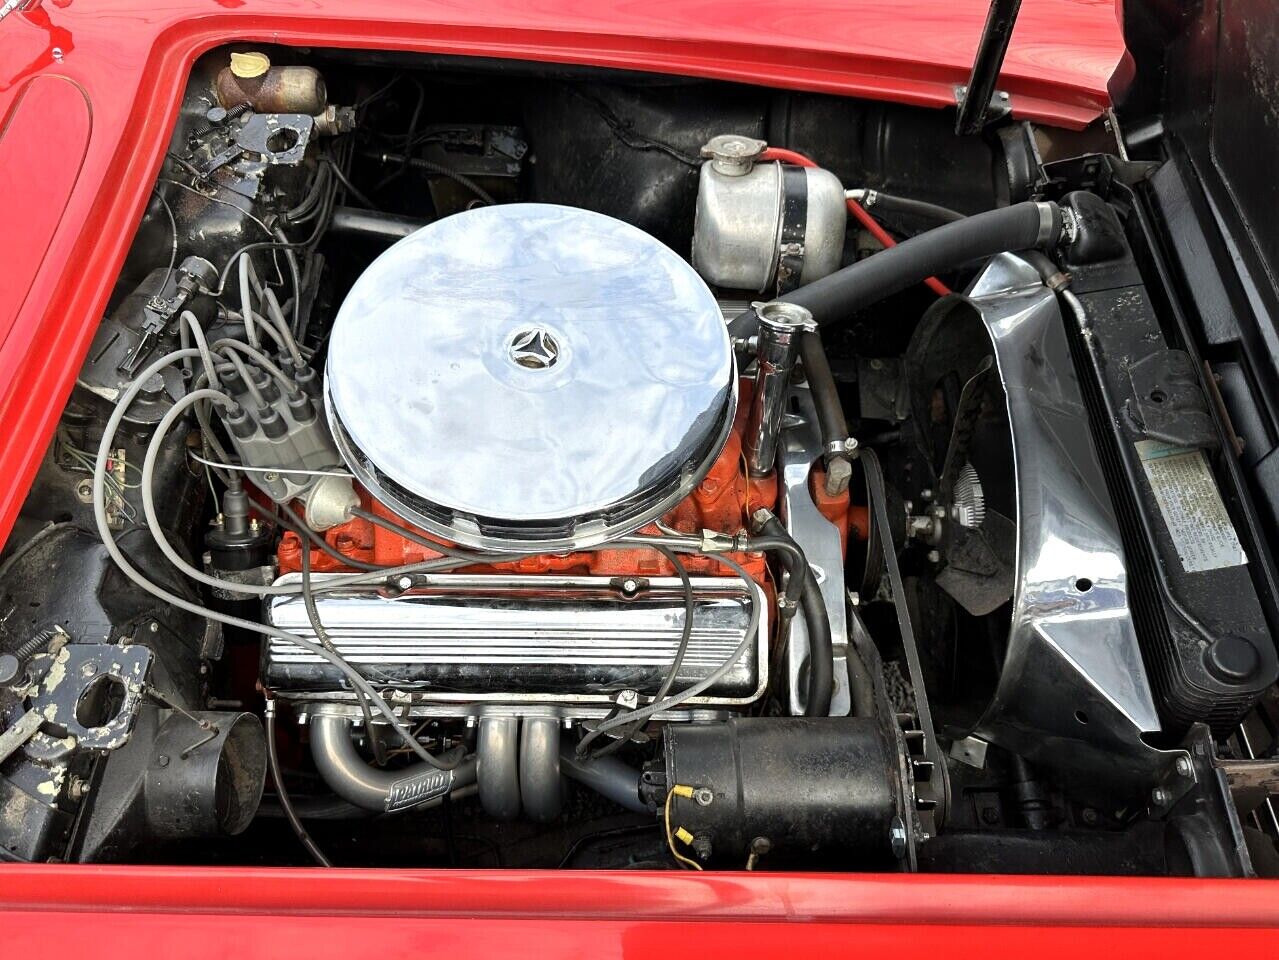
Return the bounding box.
[1135,440,1247,573]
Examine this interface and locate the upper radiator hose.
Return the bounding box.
[727,200,1064,338]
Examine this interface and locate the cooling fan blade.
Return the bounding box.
[904,303,1016,617]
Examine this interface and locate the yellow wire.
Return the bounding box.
[664,788,704,871]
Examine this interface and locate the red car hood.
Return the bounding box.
[0,0,1125,121]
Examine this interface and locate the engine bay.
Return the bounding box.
[2,45,1277,874]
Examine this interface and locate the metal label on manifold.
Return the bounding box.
[324,203,736,553]
[385,768,453,813]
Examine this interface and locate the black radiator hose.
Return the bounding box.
[727,200,1064,339]
[797,327,847,448]
[865,192,964,226]
[752,512,833,717]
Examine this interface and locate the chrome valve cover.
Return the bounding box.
[264,573,767,715]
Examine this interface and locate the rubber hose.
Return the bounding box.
[310,715,477,812]
[754,515,834,717]
[1019,249,1072,290]
[744,534,806,607]
[869,193,964,226]
[797,327,848,449]
[728,200,1062,338]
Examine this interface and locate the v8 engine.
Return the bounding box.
[1,45,1274,877]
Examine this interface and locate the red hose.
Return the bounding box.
[845,200,951,296]
[757,147,952,297]
[758,146,818,168]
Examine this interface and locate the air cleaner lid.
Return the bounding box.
[325,203,735,553]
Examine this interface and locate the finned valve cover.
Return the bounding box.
[325,203,736,552]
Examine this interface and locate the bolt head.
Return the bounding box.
[926,549,941,564]
[889,816,908,858]
[694,788,714,806]
[1151,787,1167,805]
[1175,757,1192,776]
[397,576,413,591]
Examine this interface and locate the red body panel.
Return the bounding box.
[1,865,1278,956]
[3,0,1273,945]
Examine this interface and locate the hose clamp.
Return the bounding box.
[825,437,860,460]
[1058,207,1080,245]
[1034,202,1059,247]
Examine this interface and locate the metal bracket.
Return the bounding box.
[193,112,315,179]
[1149,752,1199,814]
[26,643,153,751]
[954,0,1023,134]
[954,85,1014,128]
[235,113,314,166]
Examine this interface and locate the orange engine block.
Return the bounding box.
[278,381,863,582]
